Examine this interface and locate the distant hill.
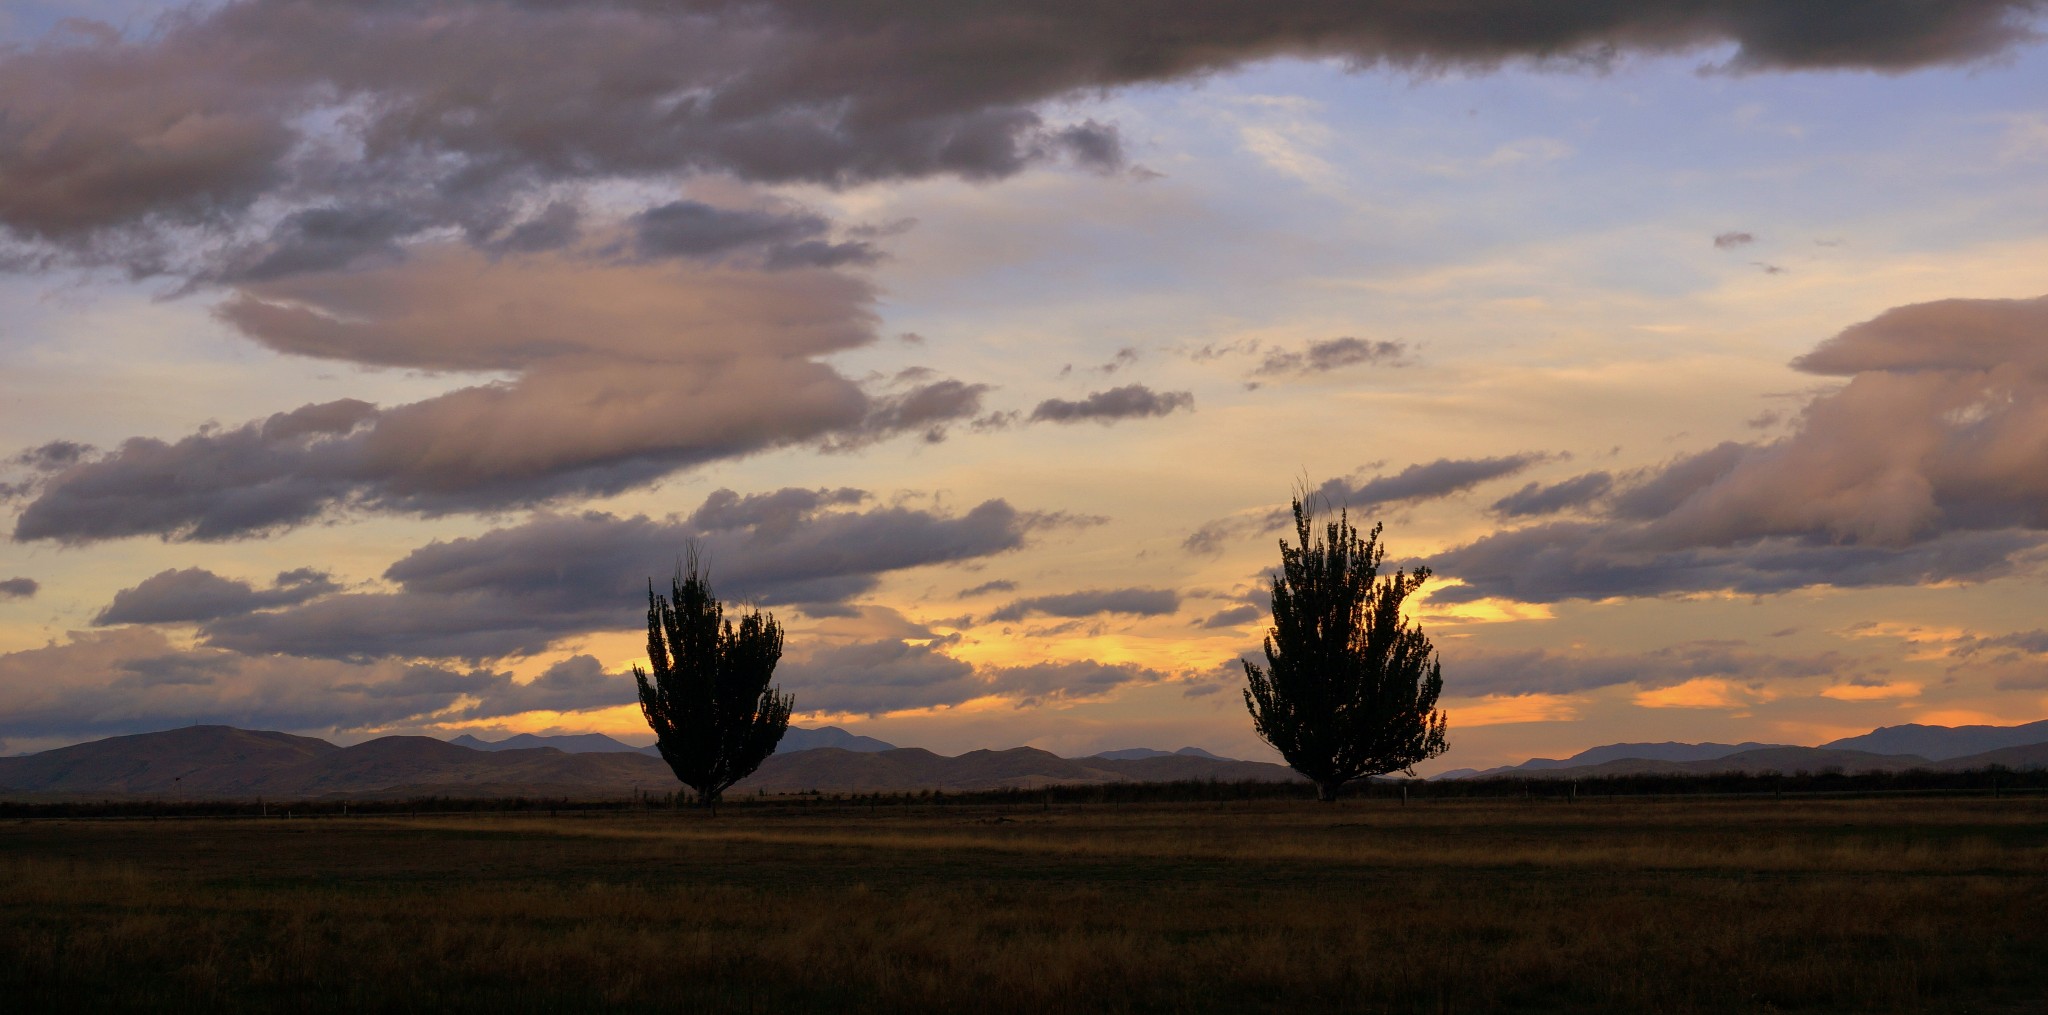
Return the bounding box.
[446,725,895,756]
[776,726,897,754]
[0,726,337,795]
[0,726,1286,800]
[1822,720,2048,761]
[1440,720,2048,781]
[1446,741,1793,780]
[1453,743,2048,781]
[736,747,1298,794]
[450,732,644,753]
[1089,747,1235,762]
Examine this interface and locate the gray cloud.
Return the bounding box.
[1451,641,1858,697]
[629,199,880,269]
[2,440,94,499]
[199,488,1039,661]
[1713,231,1756,249]
[1491,472,1614,518]
[957,579,1017,598]
[988,587,1181,623]
[1429,524,2045,604]
[462,654,637,720]
[777,637,981,715]
[1255,337,1408,377]
[10,440,93,471]
[3,0,2033,269]
[0,577,37,600]
[773,637,1170,714]
[1182,454,1546,554]
[1320,454,1550,509]
[12,250,987,543]
[982,659,1164,708]
[215,205,423,283]
[832,379,995,447]
[95,567,339,625]
[1028,384,1194,424]
[1197,603,1265,629]
[1434,294,2048,602]
[0,628,510,743]
[0,628,641,745]
[1790,293,2048,376]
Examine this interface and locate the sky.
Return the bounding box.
[3,1,2048,771]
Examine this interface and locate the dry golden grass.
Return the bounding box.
[4,796,2046,1012]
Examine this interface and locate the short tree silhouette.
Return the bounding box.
[634,560,793,809]
[1243,496,1449,802]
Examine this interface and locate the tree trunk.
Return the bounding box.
[1316,779,1343,803]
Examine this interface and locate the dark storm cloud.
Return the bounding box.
[1028,384,1194,424]
[3,0,2035,261]
[1254,337,1408,377]
[94,567,339,625]
[0,577,36,600]
[199,488,1038,661]
[1435,294,2048,601]
[988,587,1181,623]
[1491,472,1615,518]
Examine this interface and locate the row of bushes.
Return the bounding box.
[3,765,2043,818]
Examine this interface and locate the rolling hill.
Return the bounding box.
[1821,719,2048,760]
[447,725,897,756]
[0,726,1292,800]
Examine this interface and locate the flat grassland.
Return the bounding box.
[4,796,2046,1013]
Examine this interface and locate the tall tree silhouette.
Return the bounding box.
[635,560,792,809]
[1244,496,1448,802]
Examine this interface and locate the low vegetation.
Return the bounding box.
[5,795,2046,1012]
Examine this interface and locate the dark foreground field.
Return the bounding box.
[4,796,2046,1013]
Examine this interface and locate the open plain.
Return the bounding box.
[4,795,2046,1013]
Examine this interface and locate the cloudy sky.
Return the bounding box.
[4,1,2048,770]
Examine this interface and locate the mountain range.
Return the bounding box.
[446,725,897,756]
[1437,721,2048,780]
[7,718,2047,801]
[0,726,1291,800]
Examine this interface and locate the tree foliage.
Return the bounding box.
[634,561,793,808]
[1243,497,1449,801]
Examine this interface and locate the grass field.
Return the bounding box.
[4,796,2047,1012]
